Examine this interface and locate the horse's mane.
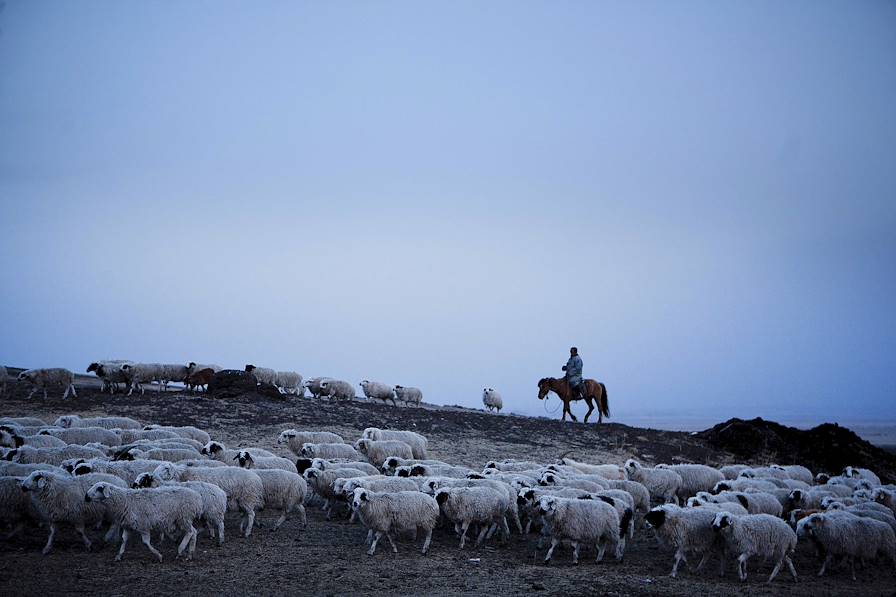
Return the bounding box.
[538,377,557,385]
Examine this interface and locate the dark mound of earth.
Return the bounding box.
[698,417,896,483]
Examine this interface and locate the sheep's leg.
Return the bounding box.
[695,551,710,572]
[365,529,374,545]
[784,555,797,581]
[671,549,687,577]
[41,523,57,554]
[544,537,559,563]
[475,524,491,546]
[74,524,92,551]
[243,508,256,537]
[176,524,193,557]
[188,526,198,557]
[104,523,120,543]
[4,521,25,540]
[297,504,307,528]
[499,516,510,540]
[524,520,532,534]
[62,385,71,400]
[818,554,832,577]
[216,519,225,545]
[768,558,783,583]
[571,541,580,565]
[386,532,398,553]
[421,529,433,554]
[459,522,470,548]
[273,509,287,530]
[485,522,497,539]
[115,529,130,561]
[596,540,606,562]
[43,388,48,400]
[738,554,749,581]
[141,531,163,562]
[367,531,382,555]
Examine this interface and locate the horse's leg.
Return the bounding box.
[583,396,594,423]
[560,400,568,421]
[568,399,578,422]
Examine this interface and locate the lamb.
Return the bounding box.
[310,458,379,475]
[320,379,355,401]
[645,504,726,577]
[86,361,132,394]
[538,495,622,564]
[9,444,106,466]
[300,442,361,461]
[55,414,143,430]
[132,472,228,545]
[233,450,298,474]
[720,464,751,480]
[85,481,202,561]
[359,380,396,405]
[274,371,303,395]
[17,368,77,400]
[711,512,798,582]
[382,457,448,475]
[657,464,724,502]
[185,368,215,392]
[843,466,882,487]
[251,469,307,529]
[201,440,276,462]
[393,385,423,406]
[0,427,66,449]
[482,388,503,413]
[351,489,440,555]
[623,459,682,505]
[797,511,896,579]
[142,425,210,445]
[20,470,128,554]
[360,428,428,459]
[303,377,333,399]
[355,439,413,468]
[277,429,345,456]
[559,457,625,480]
[434,486,510,548]
[40,426,122,446]
[244,364,278,386]
[152,462,265,538]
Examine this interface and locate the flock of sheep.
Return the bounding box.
[3,363,505,413]
[1,409,894,584]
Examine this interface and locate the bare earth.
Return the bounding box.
[1,383,893,597]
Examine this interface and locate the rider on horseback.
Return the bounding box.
[562,346,585,401]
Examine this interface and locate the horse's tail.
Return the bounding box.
[599,383,610,419]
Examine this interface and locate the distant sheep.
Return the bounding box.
[361,428,428,459]
[482,388,503,413]
[360,380,396,406]
[624,459,682,505]
[275,371,303,395]
[86,360,132,394]
[17,368,77,400]
[355,439,413,468]
[320,379,355,401]
[278,429,345,456]
[303,377,333,399]
[244,364,278,386]
[393,385,423,406]
[55,415,142,430]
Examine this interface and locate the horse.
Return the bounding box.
[537,377,610,423]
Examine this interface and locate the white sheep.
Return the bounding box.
[843,466,882,487]
[481,388,503,413]
[538,495,622,564]
[10,444,106,466]
[142,425,210,444]
[710,490,783,517]
[300,442,361,461]
[393,385,423,406]
[423,476,522,534]
[157,363,190,390]
[119,363,165,395]
[0,416,48,427]
[40,426,122,446]
[823,500,896,533]
[624,459,682,505]
[252,469,307,529]
[797,511,896,579]
[132,472,228,545]
[310,458,379,475]
[274,371,303,395]
[645,504,726,577]
[86,361,133,394]
[720,464,751,480]
[558,457,625,480]
[359,380,396,406]
[658,464,724,502]
[770,464,814,485]
[20,470,128,554]
[355,439,413,468]
[277,429,345,456]
[17,368,77,400]
[361,428,428,459]
[351,488,440,555]
[152,462,265,538]
[303,377,333,399]
[712,512,798,582]
[233,450,298,474]
[382,457,449,475]
[435,486,510,548]
[55,414,143,430]
[86,481,202,561]
[320,379,355,401]
[303,467,369,518]
[712,478,779,494]
[244,364,278,386]
[201,440,276,462]
[0,427,66,449]
[73,458,170,485]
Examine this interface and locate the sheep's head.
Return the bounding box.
[202,441,225,457]
[383,457,400,471]
[823,499,844,511]
[187,361,197,369]
[114,448,137,461]
[711,512,733,532]
[409,465,427,477]
[85,482,113,502]
[644,506,668,529]
[295,458,313,474]
[738,470,755,479]
[54,415,77,428]
[21,471,50,492]
[815,473,830,485]
[798,513,825,536]
[153,463,178,481]
[466,472,484,479]
[842,466,857,478]
[788,489,804,506]
[0,429,23,448]
[300,444,314,458]
[351,488,369,510]
[86,363,100,373]
[73,463,93,476]
[61,458,86,473]
[17,372,32,382]
[278,430,297,444]
[244,365,256,373]
[3,449,17,461]
[434,489,451,507]
[539,473,557,486]
[713,481,730,494]
[355,439,370,454]
[303,468,320,481]
[133,473,158,489]
[234,451,254,468]
[537,496,557,516]
[423,480,439,495]
[686,497,702,507]
[484,461,498,470]
[623,459,640,475]
[120,364,132,372]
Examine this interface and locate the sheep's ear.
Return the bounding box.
[736,495,749,509]
[13,435,24,447]
[232,455,239,461]
[360,492,368,502]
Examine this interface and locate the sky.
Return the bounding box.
[1,1,894,425]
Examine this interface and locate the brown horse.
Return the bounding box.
[537,377,610,423]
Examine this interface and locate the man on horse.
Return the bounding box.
[562,346,585,401]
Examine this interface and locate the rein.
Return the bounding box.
[543,394,563,414]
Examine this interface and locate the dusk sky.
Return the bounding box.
[1,1,894,424]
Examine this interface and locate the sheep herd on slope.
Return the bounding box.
[0,410,894,583]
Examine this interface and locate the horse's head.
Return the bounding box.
[537,377,553,400]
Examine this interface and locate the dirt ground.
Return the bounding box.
[1,383,894,597]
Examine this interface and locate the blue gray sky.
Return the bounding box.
[1,1,894,424]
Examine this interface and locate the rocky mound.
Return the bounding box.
[698,417,896,483]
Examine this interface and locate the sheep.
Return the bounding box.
[17,368,77,400]
[320,379,355,401]
[0,416,48,427]
[434,486,510,548]
[115,428,182,443]
[233,450,298,474]
[584,492,635,545]
[485,460,544,472]
[300,442,361,461]
[339,476,421,522]
[0,427,66,449]
[361,428,428,459]
[120,447,202,462]
[482,387,503,413]
[720,464,751,480]
[351,488,440,555]
[0,461,61,476]
[244,364,278,386]
[424,476,522,533]
[158,363,190,390]
[303,467,369,518]
[843,466,882,487]
[824,501,896,535]
[55,414,143,430]
[310,458,379,475]
[797,511,896,579]
[9,444,106,466]
[273,371,303,395]
[623,459,682,505]
[355,439,413,468]
[132,472,228,545]
[201,440,276,462]
[20,470,128,554]
[397,463,472,479]
[185,368,215,392]
[603,479,652,525]
[711,512,798,582]
[645,504,726,577]
[73,459,170,485]
[119,363,166,395]
[40,426,122,447]
[872,488,896,516]
[303,377,333,399]
[382,457,449,475]
[86,360,132,394]
[251,469,307,529]
[85,481,202,561]
[359,380,396,406]
[516,486,594,534]
[559,457,625,480]
[186,361,222,374]
[658,464,724,502]
[277,429,345,456]
[539,471,610,492]
[538,495,623,564]
[788,487,849,511]
[393,385,423,406]
[152,463,265,538]
[770,464,814,485]
[686,496,749,516]
[712,478,779,494]
[142,425,210,444]
[710,490,783,517]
